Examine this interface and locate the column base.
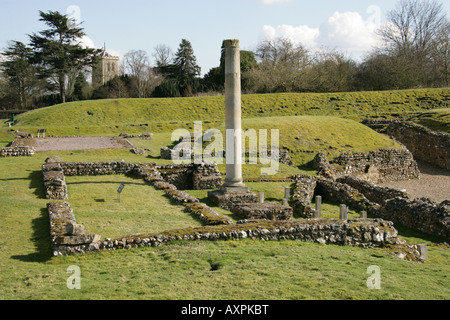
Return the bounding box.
[208,188,258,211]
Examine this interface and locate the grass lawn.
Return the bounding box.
[0,148,449,300]
[0,88,449,301]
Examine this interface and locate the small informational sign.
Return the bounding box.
[37,129,47,138]
[117,183,125,203]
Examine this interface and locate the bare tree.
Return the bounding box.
[142,66,165,96]
[255,37,309,69]
[152,44,173,67]
[307,48,357,92]
[430,21,450,86]
[377,0,448,86]
[123,49,150,98]
[249,37,311,92]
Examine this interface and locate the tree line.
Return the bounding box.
[1,0,449,110]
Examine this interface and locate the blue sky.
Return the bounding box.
[1,0,449,75]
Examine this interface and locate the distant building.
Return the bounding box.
[92,45,120,88]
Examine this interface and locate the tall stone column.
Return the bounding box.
[208,39,258,210]
[222,39,245,190]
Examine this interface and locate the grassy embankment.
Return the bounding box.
[0,88,449,300]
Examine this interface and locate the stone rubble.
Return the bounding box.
[0,146,35,157]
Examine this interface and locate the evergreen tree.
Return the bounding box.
[72,72,89,100]
[173,39,201,96]
[0,41,43,109]
[29,10,100,104]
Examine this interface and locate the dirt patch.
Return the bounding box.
[13,136,134,152]
[380,161,450,203]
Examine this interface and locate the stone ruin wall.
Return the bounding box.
[160,135,294,166]
[48,202,101,256]
[42,158,224,201]
[337,176,408,205]
[311,148,420,184]
[48,199,402,256]
[42,157,417,257]
[386,122,450,171]
[0,146,35,157]
[291,174,450,241]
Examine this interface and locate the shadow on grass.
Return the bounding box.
[66,180,146,186]
[28,170,45,199]
[11,207,53,263]
[393,224,448,244]
[297,164,318,175]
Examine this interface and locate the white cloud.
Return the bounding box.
[318,11,379,56]
[77,36,123,60]
[261,24,319,50]
[78,35,96,49]
[260,11,382,60]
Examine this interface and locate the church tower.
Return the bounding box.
[92,44,120,88]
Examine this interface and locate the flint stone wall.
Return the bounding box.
[42,163,68,200]
[133,163,233,226]
[208,189,259,211]
[259,149,294,166]
[336,176,408,205]
[0,146,35,157]
[160,147,172,160]
[45,161,427,259]
[119,133,153,140]
[61,161,137,176]
[60,161,222,190]
[377,197,450,240]
[48,202,101,256]
[157,162,222,190]
[362,119,404,133]
[386,122,450,171]
[291,174,450,240]
[291,174,377,219]
[315,178,376,213]
[232,202,293,221]
[58,218,403,256]
[311,148,420,183]
[43,160,223,201]
[291,175,317,218]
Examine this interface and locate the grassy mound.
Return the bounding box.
[129,115,401,167]
[240,116,401,165]
[13,88,450,131]
[409,108,450,133]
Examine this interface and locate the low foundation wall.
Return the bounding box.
[336,176,408,205]
[48,200,407,256]
[61,161,137,176]
[132,163,233,226]
[0,146,35,157]
[311,148,420,184]
[156,163,222,190]
[48,202,101,256]
[386,122,450,171]
[377,197,450,240]
[291,174,450,241]
[42,160,223,201]
[42,162,68,200]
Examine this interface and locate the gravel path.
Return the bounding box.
[380,161,450,203]
[31,136,134,152]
